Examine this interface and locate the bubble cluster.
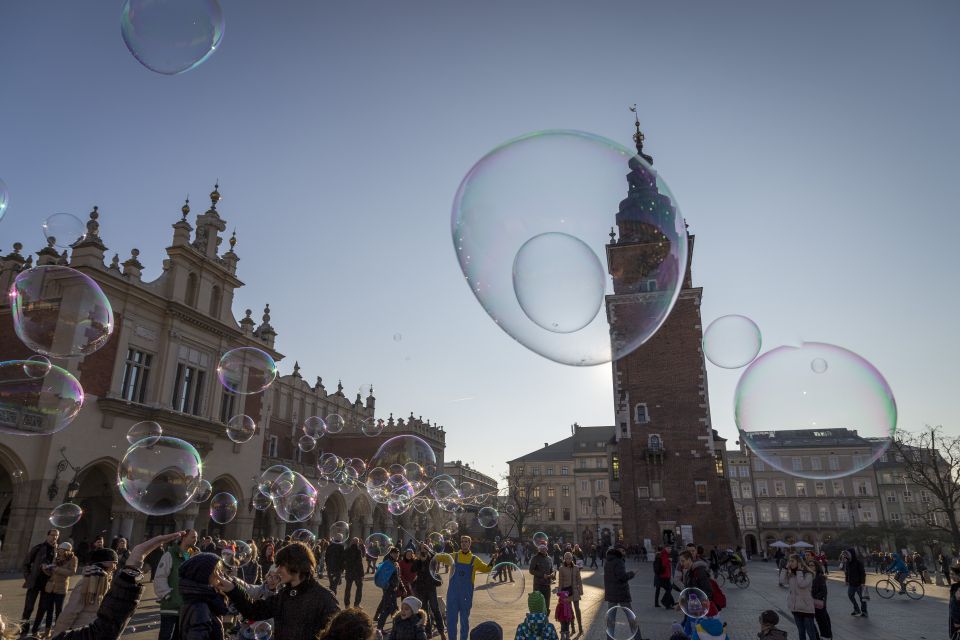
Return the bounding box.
[703,315,762,369]
[49,503,83,528]
[0,359,84,436]
[736,341,897,479]
[11,265,114,358]
[258,465,296,499]
[118,437,202,516]
[452,130,688,366]
[120,0,225,75]
[41,213,86,249]
[127,420,162,446]
[209,492,238,524]
[329,521,350,544]
[485,563,525,603]
[605,605,639,640]
[218,347,277,395]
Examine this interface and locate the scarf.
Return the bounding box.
[79,565,111,606]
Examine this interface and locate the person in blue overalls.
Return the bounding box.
[436,535,492,640]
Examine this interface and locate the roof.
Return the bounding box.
[508,425,614,464]
[741,428,878,450]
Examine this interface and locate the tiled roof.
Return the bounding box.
[508,426,614,463]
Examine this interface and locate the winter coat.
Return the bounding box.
[758,627,789,640]
[514,612,560,640]
[786,568,815,614]
[398,557,418,596]
[155,544,192,614]
[557,564,583,601]
[178,577,229,640]
[682,559,713,599]
[344,544,365,578]
[239,560,262,585]
[51,566,112,635]
[387,610,428,640]
[324,543,345,573]
[603,548,634,604]
[811,572,828,602]
[844,549,866,587]
[412,554,440,596]
[48,569,143,640]
[654,549,672,585]
[226,573,340,640]
[529,552,554,589]
[23,541,56,589]
[45,554,79,594]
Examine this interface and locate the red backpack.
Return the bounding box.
[709,578,726,610]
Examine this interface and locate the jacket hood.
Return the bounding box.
[393,610,427,626]
[763,628,789,640]
[692,558,710,571]
[179,577,230,616]
[522,612,551,633]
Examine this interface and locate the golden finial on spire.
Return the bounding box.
[181,195,190,219]
[629,104,654,165]
[210,181,221,207]
[229,229,237,250]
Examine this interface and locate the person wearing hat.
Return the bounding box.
[758,610,787,640]
[50,545,119,634]
[178,552,231,640]
[386,596,427,640]
[468,621,502,640]
[155,528,199,640]
[30,541,78,636]
[514,591,558,640]
[528,544,554,617]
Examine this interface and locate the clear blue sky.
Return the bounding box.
[1,1,958,484]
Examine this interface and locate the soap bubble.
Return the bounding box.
[22,355,52,379]
[443,520,459,536]
[337,480,357,495]
[477,506,499,528]
[191,479,213,503]
[232,539,253,566]
[486,563,525,603]
[291,529,316,544]
[393,333,402,342]
[429,554,447,582]
[346,458,367,477]
[318,453,342,477]
[273,472,317,523]
[605,605,639,640]
[370,435,437,492]
[226,414,256,443]
[679,587,709,619]
[0,178,8,221]
[258,465,296,499]
[413,496,434,513]
[427,531,445,552]
[452,130,687,366]
[118,437,202,515]
[532,532,549,548]
[11,265,114,358]
[127,420,162,446]
[218,347,277,395]
[41,213,86,249]
[512,232,606,333]
[251,492,272,511]
[49,503,83,528]
[703,315,762,369]
[0,359,83,436]
[364,532,392,557]
[302,416,326,438]
[811,358,828,374]
[249,621,272,640]
[324,414,345,434]
[298,435,317,452]
[361,417,384,437]
[209,492,238,524]
[329,521,350,544]
[120,0,224,75]
[736,341,897,479]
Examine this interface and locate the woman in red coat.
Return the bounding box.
[654,547,673,608]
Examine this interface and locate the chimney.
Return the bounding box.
[544,442,548,448]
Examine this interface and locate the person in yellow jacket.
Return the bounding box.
[434,535,492,640]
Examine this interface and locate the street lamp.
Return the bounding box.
[48,447,81,502]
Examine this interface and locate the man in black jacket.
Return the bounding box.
[529,544,554,615]
[603,546,635,607]
[324,540,345,592]
[342,537,365,608]
[21,529,59,624]
[844,548,868,617]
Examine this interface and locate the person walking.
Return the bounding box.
[653,546,672,608]
[811,558,832,640]
[557,552,583,636]
[412,544,446,640]
[178,552,230,640]
[343,538,365,609]
[434,535,492,640]
[785,554,818,640]
[155,528,198,640]
[374,547,402,633]
[325,541,345,593]
[843,548,868,618]
[948,565,960,639]
[31,541,78,636]
[21,528,60,625]
[603,546,635,616]
[529,544,554,615]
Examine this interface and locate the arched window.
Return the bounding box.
[185,273,198,308]
[209,285,222,318]
[648,434,662,452]
[634,403,649,424]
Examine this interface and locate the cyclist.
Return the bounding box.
[887,552,909,593]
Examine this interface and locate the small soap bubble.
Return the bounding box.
[42,213,86,249]
[302,416,326,438]
[127,420,162,446]
[273,472,317,523]
[218,348,277,395]
[191,479,213,503]
[364,532,392,557]
[427,531,445,552]
[486,563,525,603]
[329,521,350,544]
[251,492,272,511]
[49,503,83,528]
[209,492,238,524]
[811,357,828,374]
[324,414,345,434]
[361,417,384,437]
[393,333,402,342]
[226,414,257,443]
[22,355,52,379]
[532,532,549,548]
[679,587,709,619]
[477,506,500,528]
[298,434,317,452]
[258,465,296,499]
[703,314,762,369]
[291,529,316,544]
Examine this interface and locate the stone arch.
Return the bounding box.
[70,459,123,554]
[195,474,245,539]
[318,491,348,538]
[744,533,758,557]
[0,443,29,549]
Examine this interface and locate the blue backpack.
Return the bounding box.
[374,561,396,589]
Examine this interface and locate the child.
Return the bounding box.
[387,596,427,640]
[515,591,559,640]
[758,610,788,640]
[375,547,402,632]
[554,590,574,639]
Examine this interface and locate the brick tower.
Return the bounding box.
[606,115,740,549]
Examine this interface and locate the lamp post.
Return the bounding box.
[47,447,81,503]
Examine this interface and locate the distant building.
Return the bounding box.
[443,460,498,539]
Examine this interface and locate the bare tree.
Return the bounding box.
[891,425,960,550]
[499,469,546,540]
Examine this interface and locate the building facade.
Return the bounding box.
[0,188,447,569]
[443,460,498,539]
[507,425,622,545]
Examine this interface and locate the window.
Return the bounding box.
[546,466,554,476]
[173,362,206,415]
[855,479,871,496]
[612,456,620,481]
[861,508,874,521]
[185,272,198,307]
[741,482,753,499]
[595,479,605,492]
[546,508,556,520]
[886,490,897,503]
[907,513,921,527]
[920,490,931,504]
[517,465,524,476]
[728,466,737,479]
[753,459,765,472]
[903,489,913,502]
[744,507,756,526]
[209,285,222,317]
[532,487,541,499]
[580,480,588,492]
[635,403,650,424]
[547,486,556,498]
[648,435,663,452]
[792,457,803,472]
[562,507,570,521]
[561,466,568,476]
[832,481,845,496]
[651,481,663,499]
[578,458,586,469]
[695,481,709,503]
[828,456,840,471]
[818,505,830,522]
[267,435,278,458]
[778,505,790,522]
[580,498,590,515]
[637,486,650,498]
[891,512,902,522]
[518,488,526,499]
[774,480,786,497]
[736,507,743,527]
[759,504,773,522]
[799,503,812,522]
[810,457,822,471]
[837,506,849,522]
[597,498,606,515]
[756,480,769,497]
[815,482,826,497]
[852,454,864,469]
[795,481,807,497]
[739,466,750,478]
[534,508,542,520]
[730,483,740,499]
[561,485,570,497]
[120,348,153,403]
[596,457,606,468]
[219,389,237,423]
[533,466,540,476]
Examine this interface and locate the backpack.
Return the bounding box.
[709,578,726,610]
[374,561,396,589]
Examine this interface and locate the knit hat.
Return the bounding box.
[89,548,118,565]
[58,542,73,551]
[469,621,503,640]
[179,552,221,583]
[402,596,422,614]
[527,590,546,613]
[759,610,779,625]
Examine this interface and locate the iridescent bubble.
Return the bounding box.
[452,130,688,366]
[250,621,272,640]
[811,358,828,374]
[364,532,392,557]
[458,481,477,500]
[337,480,356,495]
[22,355,52,379]
[486,563,525,603]
[226,414,256,443]
[209,492,238,524]
[361,417,384,437]
[0,177,8,221]
[532,532,549,548]
[512,232,606,333]
[298,434,317,452]
[258,465,296,499]
[605,605,639,640]
[41,213,86,249]
[324,414,345,434]
[120,0,224,76]
[477,506,499,528]
[0,360,84,436]
[118,436,202,516]
[302,416,326,438]
[291,529,316,544]
[736,341,897,479]
[429,554,448,582]
[233,540,253,566]
[679,587,709,619]
[251,492,272,511]
[318,453,342,477]
[370,435,437,492]
[387,500,409,516]
[218,348,277,395]
[443,520,459,537]
[11,265,114,358]
[367,467,389,487]
[49,503,83,528]
[127,420,162,446]
[329,521,350,544]
[273,472,317,523]
[346,458,367,477]
[413,496,434,513]
[191,479,213,503]
[703,314,762,369]
[431,478,459,509]
[427,531,445,552]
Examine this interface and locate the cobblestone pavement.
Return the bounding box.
[0,560,950,639]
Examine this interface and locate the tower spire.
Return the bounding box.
[629,104,654,165]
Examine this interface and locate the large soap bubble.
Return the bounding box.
[218,347,277,395]
[11,265,114,358]
[49,503,83,528]
[486,563,525,603]
[120,0,224,75]
[272,472,317,523]
[703,315,762,369]
[118,437,202,516]
[370,435,437,492]
[0,360,84,436]
[736,341,897,479]
[452,130,688,366]
[605,605,639,640]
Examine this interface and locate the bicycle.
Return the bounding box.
[876,573,924,600]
